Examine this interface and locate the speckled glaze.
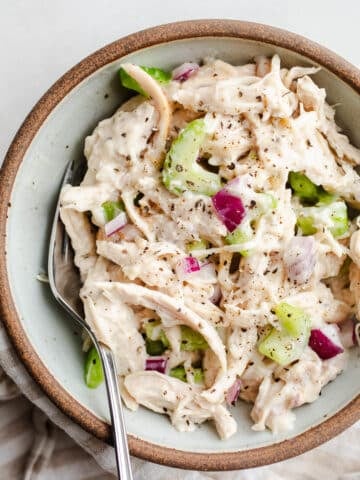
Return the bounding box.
[0,20,359,471]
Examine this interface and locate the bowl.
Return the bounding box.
[0,20,359,471]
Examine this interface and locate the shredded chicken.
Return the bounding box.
[59,56,360,439]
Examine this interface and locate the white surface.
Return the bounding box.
[0,0,359,165]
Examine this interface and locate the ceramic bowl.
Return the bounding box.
[0,20,359,471]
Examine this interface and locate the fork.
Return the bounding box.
[48,160,133,480]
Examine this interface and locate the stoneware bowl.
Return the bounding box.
[0,20,359,471]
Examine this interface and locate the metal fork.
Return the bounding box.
[48,160,133,480]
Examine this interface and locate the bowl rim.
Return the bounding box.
[0,19,359,471]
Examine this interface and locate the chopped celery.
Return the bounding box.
[289,171,337,206]
[146,338,167,356]
[144,320,170,349]
[226,221,253,257]
[162,119,222,196]
[169,365,204,383]
[193,368,204,384]
[273,303,311,338]
[170,365,187,382]
[186,239,209,252]
[258,329,305,366]
[327,202,349,237]
[289,172,319,203]
[297,215,317,235]
[119,66,171,96]
[141,66,171,84]
[180,325,208,351]
[258,302,311,366]
[84,346,104,389]
[119,68,146,96]
[102,200,124,222]
[297,201,349,238]
[224,192,276,257]
[316,189,337,205]
[256,193,278,213]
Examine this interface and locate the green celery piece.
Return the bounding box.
[186,239,209,252]
[258,303,311,366]
[146,338,167,356]
[327,202,349,237]
[84,346,104,389]
[289,172,319,203]
[256,193,278,213]
[193,368,204,384]
[226,221,253,257]
[258,329,305,366]
[162,119,222,196]
[102,200,124,222]
[297,215,317,235]
[119,68,146,96]
[141,66,171,84]
[289,171,337,206]
[273,302,311,339]
[170,365,187,382]
[298,201,349,238]
[169,365,204,383]
[119,66,171,97]
[144,320,170,348]
[316,188,337,205]
[225,193,276,256]
[180,325,208,351]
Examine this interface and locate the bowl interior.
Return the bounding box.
[6,36,360,454]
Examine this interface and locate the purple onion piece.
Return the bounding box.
[104,211,127,237]
[309,326,344,360]
[172,62,199,82]
[183,257,201,273]
[212,189,246,232]
[284,236,316,284]
[226,378,242,405]
[145,357,167,374]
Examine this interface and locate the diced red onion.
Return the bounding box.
[212,189,246,232]
[172,62,199,82]
[339,317,357,348]
[176,257,201,280]
[284,236,316,285]
[226,378,242,406]
[145,357,167,374]
[183,257,200,273]
[210,283,222,305]
[104,211,127,237]
[309,325,344,360]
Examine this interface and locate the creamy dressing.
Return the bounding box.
[60,55,360,438]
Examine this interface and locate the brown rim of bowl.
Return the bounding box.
[0,19,359,471]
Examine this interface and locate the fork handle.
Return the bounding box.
[98,343,133,480]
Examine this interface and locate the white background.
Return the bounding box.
[0,0,359,164]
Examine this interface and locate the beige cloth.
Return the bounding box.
[0,319,359,480]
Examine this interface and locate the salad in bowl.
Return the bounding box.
[59,54,360,439]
